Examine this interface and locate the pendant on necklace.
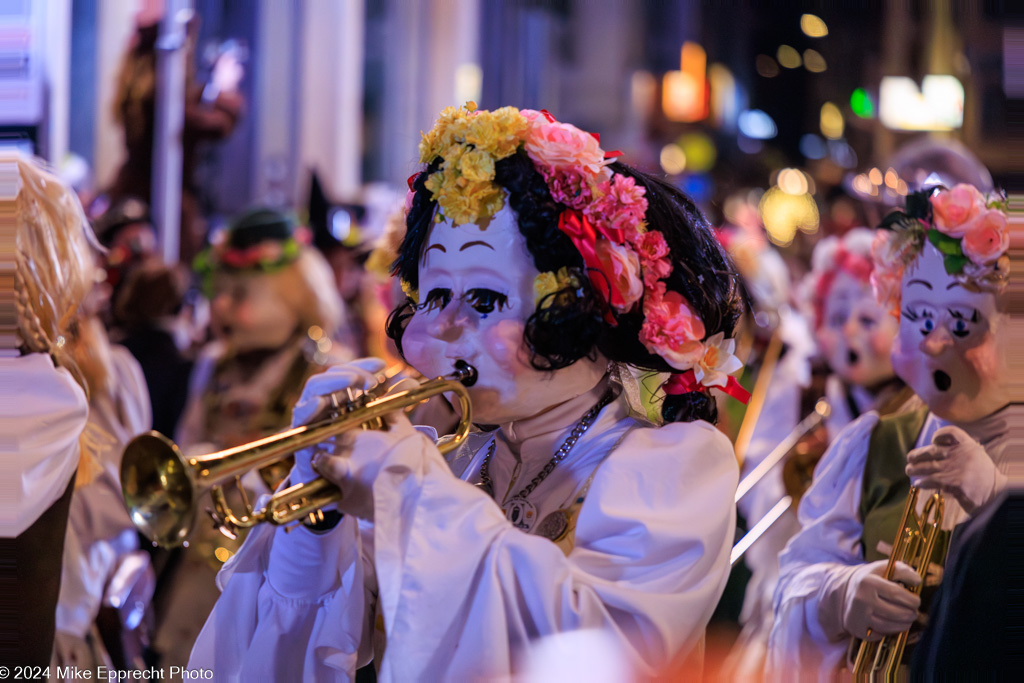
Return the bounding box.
[502,497,538,531]
[535,509,570,541]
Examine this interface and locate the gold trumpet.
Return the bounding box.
[121,362,477,548]
[850,486,945,678]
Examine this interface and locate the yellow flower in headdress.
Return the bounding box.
[534,267,581,309]
[418,103,531,226]
[459,149,496,183]
[400,279,419,303]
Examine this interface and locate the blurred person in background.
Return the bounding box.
[90,197,160,330]
[308,172,387,359]
[152,207,348,673]
[768,184,1012,679]
[189,104,744,680]
[113,260,194,439]
[52,249,154,678]
[723,226,915,680]
[178,207,348,454]
[105,9,244,264]
[2,152,94,668]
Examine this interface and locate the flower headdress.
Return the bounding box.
[414,103,748,403]
[806,229,875,331]
[193,208,307,297]
[871,184,1009,316]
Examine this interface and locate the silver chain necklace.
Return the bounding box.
[477,389,615,530]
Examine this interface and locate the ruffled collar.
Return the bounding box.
[497,375,612,465]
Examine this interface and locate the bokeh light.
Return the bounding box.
[800,14,828,38]
[850,87,875,118]
[800,134,827,160]
[777,45,802,69]
[777,168,809,195]
[820,102,844,139]
[738,109,777,139]
[659,144,687,175]
[803,49,827,73]
[756,54,780,78]
[677,132,717,172]
[759,186,820,246]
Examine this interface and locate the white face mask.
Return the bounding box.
[892,241,1008,423]
[816,271,898,388]
[210,271,300,352]
[402,204,607,424]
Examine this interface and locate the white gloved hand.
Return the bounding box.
[290,357,387,485]
[905,425,1007,515]
[839,559,921,641]
[312,407,421,521]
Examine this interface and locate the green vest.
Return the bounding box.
[857,409,951,666]
[859,408,950,566]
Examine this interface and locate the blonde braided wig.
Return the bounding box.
[4,151,95,392]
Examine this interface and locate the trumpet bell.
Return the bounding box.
[121,432,197,548]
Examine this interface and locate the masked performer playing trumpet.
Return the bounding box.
[186,104,747,680]
[767,184,1012,679]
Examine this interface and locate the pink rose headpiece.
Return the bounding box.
[807,229,875,331]
[417,103,747,402]
[871,184,1009,317]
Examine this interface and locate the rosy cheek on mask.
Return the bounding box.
[482,319,528,375]
[963,334,999,387]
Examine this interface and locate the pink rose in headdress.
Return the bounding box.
[525,121,608,178]
[587,175,648,239]
[519,109,545,124]
[593,239,643,311]
[633,230,673,286]
[640,283,706,370]
[930,184,986,237]
[961,208,1009,265]
[543,167,594,210]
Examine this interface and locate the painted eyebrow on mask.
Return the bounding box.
[423,243,447,257]
[907,279,932,289]
[946,281,964,290]
[459,240,495,251]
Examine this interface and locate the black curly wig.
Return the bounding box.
[387,148,744,424]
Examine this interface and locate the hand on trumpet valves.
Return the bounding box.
[840,559,922,641]
[290,357,388,485]
[310,409,421,521]
[905,425,1007,515]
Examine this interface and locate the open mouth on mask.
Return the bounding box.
[932,370,952,392]
[847,350,859,367]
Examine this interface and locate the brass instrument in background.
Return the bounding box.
[121,362,478,548]
[850,487,945,678]
[730,399,831,566]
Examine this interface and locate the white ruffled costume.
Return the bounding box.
[189,383,738,680]
[0,354,87,538]
[766,407,1012,681]
[54,345,153,666]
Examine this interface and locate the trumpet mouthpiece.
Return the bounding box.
[454,360,478,387]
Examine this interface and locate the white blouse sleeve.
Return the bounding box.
[366,419,737,680]
[0,354,87,537]
[765,412,880,681]
[188,513,377,682]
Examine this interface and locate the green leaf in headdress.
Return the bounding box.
[942,253,968,275]
[927,229,964,257]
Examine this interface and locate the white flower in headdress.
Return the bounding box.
[693,332,743,388]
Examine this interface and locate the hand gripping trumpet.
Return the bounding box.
[850,486,945,678]
[121,361,477,548]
